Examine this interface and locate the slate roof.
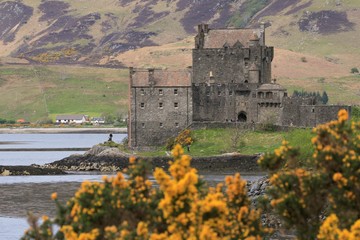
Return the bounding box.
[203,28,261,48]
[131,69,191,87]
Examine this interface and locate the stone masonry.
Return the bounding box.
[128,24,351,148]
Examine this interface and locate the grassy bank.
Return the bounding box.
[139,128,315,160]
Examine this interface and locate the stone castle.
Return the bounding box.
[128,24,350,148]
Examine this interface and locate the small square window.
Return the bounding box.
[140,89,145,95]
[174,102,178,108]
[218,91,221,96]
[160,122,163,128]
[174,89,178,95]
[159,89,163,95]
[141,123,145,128]
[140,103,145,108]
[229,91,233,96]
[159,102,163,108]
[175,122,179,128]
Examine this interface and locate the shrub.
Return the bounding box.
[258,109,360,239]
[22,145,268,239]
[350,67,359,74]
[174,129,194,147]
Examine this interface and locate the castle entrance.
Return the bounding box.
[237,112,247,122]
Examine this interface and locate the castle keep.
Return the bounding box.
[128,24,350,148]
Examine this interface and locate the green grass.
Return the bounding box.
[0,65,129,122]
[138,128,315,159]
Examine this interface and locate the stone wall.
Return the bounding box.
[282,97,351,127]
[130,86,192,147]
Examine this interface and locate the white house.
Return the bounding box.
[90,117,105,124]
[55,114,88,124]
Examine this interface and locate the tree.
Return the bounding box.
[321,91,328,104]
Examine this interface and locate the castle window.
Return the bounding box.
[245,62,249,68]
[175,122,179,128]
[140,103,145,109]
[217,83,221,87]
[229,91,233,96]
[140,89,145,95]
[218,91,221,96]
[284,93,288,97]
[160,122,163,128]
[174,102,178,108]
[159,102,163,108]
[159,89,163,95]
[174,89,178,95]
[312,108,315,113]
[142,123,145,128]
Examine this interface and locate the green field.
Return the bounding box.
[0,65,129,122]
[139,128,315,162]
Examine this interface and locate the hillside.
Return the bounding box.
[0,0,252,65]
[0,0,359,121]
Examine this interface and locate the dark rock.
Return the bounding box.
[0,165,66,176]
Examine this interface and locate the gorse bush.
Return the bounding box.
[22,110,360,239]
[22,145,267,239]
[166,129,194,150]
[258,109,360,239]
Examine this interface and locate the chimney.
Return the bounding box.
[260,22,265,45]
[148,68,155,86]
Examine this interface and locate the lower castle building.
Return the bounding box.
[128,24,350,148]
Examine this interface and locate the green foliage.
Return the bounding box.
[0,118,16,124]
[100,141,120,148]
[292,90,329,104]
[258,110,360,239]
[227,0,269,27]
[350,67,359,74]
[352,106,360,121]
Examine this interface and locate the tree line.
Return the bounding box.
[292,90,329,104]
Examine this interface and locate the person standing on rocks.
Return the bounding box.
[108,133,113,142]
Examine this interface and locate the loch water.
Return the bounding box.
[0,133,264,239]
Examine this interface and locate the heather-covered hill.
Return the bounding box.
[0,0,260,65]
[0,0,359,68]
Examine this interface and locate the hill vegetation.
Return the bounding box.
[0,0,359,121]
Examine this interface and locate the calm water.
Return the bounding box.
[0,133,264,239]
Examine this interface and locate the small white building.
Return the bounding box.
[56,114,88,124]
[90,117,105,124]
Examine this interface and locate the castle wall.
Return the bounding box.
[281,97,314,126]
[257,104,283,125]
[299,105,351,127]
[191,34,273,123]
[281,97,351,127]
[130,86,192,147]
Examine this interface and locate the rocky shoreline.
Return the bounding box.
[0,144,262,176]
[0,165,66,176]
[42,145,262,173]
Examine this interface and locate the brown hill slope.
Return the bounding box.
[0,0,247,64]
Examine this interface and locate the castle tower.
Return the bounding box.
[192,24,274,123]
